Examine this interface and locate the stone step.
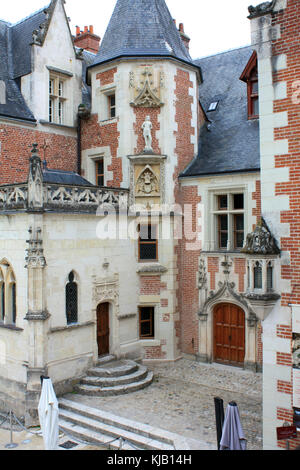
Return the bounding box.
[87,359,138,378]
[81,365,148,387]
[96,354,116,365]
[74,371,154,396]
[59,398,180,450]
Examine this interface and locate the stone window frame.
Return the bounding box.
[0,261,17,326]
[65,271,79,326]
[208,188,247,252]
[247,258,275,295]
[48,71,70,126]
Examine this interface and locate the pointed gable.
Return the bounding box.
[91,0,194,68]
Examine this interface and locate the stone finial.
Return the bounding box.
[241,218,280,255]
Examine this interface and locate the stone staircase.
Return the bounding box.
[58,398,189,450]
[74,355,153,397]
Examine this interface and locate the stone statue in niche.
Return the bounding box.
[136,165,159,195]
[141,116,153,152]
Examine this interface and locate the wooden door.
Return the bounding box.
[97,303,110,356]
[213,303,245,366]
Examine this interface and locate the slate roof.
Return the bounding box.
[91,0,196,69]
[0,2,92,121]
[181,46,260,178]
[42,167,94,186]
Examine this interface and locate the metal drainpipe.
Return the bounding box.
[77,115,82,175]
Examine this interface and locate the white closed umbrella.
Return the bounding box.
[38,377,59,450]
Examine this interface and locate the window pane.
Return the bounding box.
[252,81,258,94]
[254,264,262,289]
[218,195,228,210]
[1,283,5,321]
[235,214,244,231]
[219,215,228,231]
[12,283,16,324]
[267,265,273,290]
[234,194,244,210]
[252,97,259,116]
[66,280,78,324]
[139,242,157,260]
[140,225,157,241]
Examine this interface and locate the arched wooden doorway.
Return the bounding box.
[96,303,110,356]
[213,303,245,367]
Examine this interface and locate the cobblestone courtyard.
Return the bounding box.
[65,358,263,451]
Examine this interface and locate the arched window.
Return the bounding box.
[267,262,273,291]
[7,270,16,325]
[65,272,78,325]
[254,261,262,289]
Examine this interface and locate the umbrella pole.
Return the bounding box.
[214,397,224,450]
[5,410,18,449]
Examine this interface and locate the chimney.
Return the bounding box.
[74,25,101,54]
[178,23,190,51]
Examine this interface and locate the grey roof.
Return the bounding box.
[91,0,195,69]
[42,167,93,186]
[0,20,36,121]
[181,46,260,178]
[0,2,91,121]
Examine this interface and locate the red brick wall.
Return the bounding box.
[0,123,77,184]
[173,67,201,356]
[81,67,122,187]
[265,1,300,447]
[134,107,161,155]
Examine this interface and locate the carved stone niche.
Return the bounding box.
[127,154,166,210]
[242,218,281,320]
[130,66,164,109]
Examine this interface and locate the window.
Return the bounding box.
[96,158,104,186]
[65,272,78,325]
[207,101,219,112]
[138,225,158,261]
[248,68,259,119]
[109,94,116,119]
[240,51,259,120]
[214,193,245,251]
[139,306,155,339]
[49,75,67,124]
[254,261,263,289]
[0,262,17,325]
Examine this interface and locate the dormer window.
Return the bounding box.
[240,51,259,120]
[207,101,219,112]
[49,73,68,125]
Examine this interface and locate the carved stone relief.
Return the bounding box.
[136,165,160,196]
[130,67,164,108]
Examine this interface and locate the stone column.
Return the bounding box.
[24,221,50,425]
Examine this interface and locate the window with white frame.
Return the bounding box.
[212,192,245,251]
[49,74,67,125]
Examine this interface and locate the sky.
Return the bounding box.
[1,0,263,58]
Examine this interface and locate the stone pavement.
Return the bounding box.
[64,358,263,451]
[0,358,262,451]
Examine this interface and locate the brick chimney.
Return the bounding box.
[178,23,190,51]
[74,25,100,54]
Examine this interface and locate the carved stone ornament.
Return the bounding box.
[136,165,160,196]
[198,279,257,327]
[248,1,276,18]
[198,257,207,290]
[28,143,43,210]
[241,218,280,255]
[92,275,119,317]
[130,67,164,108]
[25,226,46,269]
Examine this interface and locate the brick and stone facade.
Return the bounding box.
[249,0,300,450]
